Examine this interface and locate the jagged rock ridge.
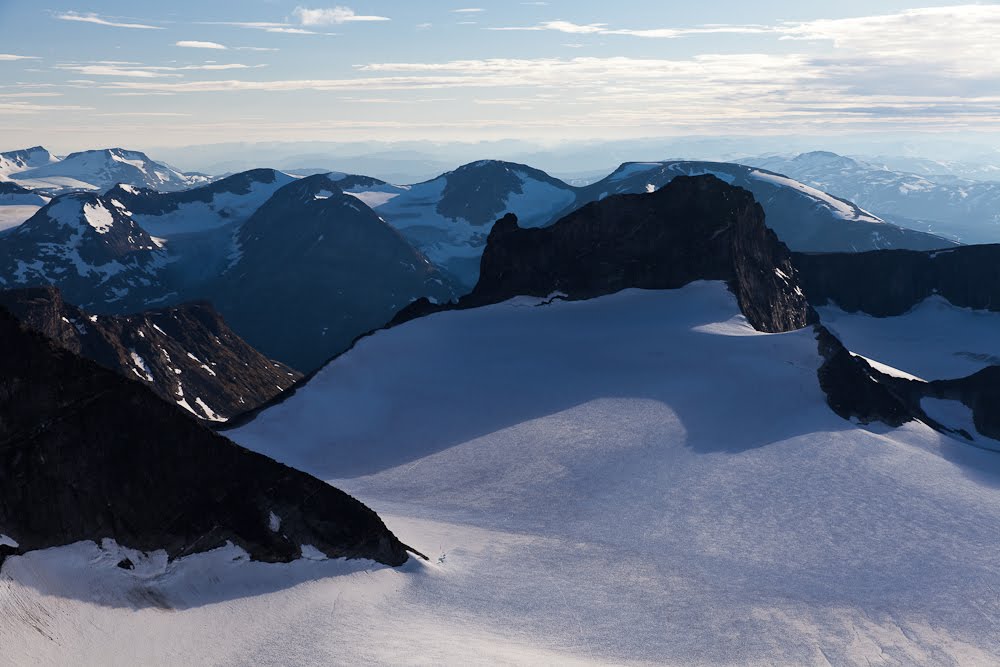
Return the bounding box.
[0,286,301,421]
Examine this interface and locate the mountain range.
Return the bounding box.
[746,151,1000,243]
[2,166,1000,664]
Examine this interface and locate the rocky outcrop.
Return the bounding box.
[0,286,301,421]
[456,174,813,333]
[0,304,413,566]
[814,325,915,427]
[793,246,1000,316]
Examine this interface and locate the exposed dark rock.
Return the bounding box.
[793,246,1000,316]
[814,325,915,427]
[463,175,813,333]
[0,305,413,566]
[0,286,301,421]
[117,558,135,570]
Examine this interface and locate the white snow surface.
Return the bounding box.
[818,295,1000,379]
[4,282,998,665]
[132,173,295,238]
[749,169,884,223]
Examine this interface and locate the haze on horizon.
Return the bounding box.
[1,1,999,157]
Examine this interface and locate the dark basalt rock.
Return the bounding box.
[465,175,814,333]
[793,245,1000,316]
[0,286,301,421]
[0,305,413,567]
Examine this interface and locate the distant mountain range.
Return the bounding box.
[0,145,973,371]
[745,151,1000,243]
[1,146,210,194]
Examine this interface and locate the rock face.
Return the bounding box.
[468,175,813,333]
[209,173,456,371]
[0,286,301,422]
[793,246,1000,316]
[0,305,411,566]
[814,325,915,427]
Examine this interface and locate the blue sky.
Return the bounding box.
[1,1,999,152]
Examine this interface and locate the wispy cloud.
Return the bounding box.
[292,6,391,25]
[0,54,39,61]
[0,102,93,115]
[56,62,265,78]
[453,8,485,13]
[53,11,163,30]
[176,41,228,50]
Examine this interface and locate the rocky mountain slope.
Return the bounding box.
[0,286,300,422]
[0,302,411,567]
[211,173,456,371]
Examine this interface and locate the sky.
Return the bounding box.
[1,1,999,153]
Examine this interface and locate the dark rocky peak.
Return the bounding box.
[0,286,302,422]
[469,174,813,333]
[0,304,415,566]
[436,160,575,226]
[394,175,812,336]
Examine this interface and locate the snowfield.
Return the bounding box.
[3,283,1000,665]
[817,296,1000,380]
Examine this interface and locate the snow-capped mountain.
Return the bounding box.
[745,151,1000,243]
[108,168,296,237]
[368,160,578,285]
[9,147,211,194]
[0,302,412,571]
[0,285,301,421]
[211,173,457,371]
[361,158,953,288]
[0,193,169,311]
[0,146,58,179]
[579,160,955,253]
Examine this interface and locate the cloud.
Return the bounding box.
[453,8,485,13]
[292,6,390,25]
[56,62,264,78]
[176,41,228,50]
[0,102,93,115]
[0,54,38,61]
[493,21,606,35]
[54,11,163,30]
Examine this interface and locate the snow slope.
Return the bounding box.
[817,296,1000,380]
[6,282,998,665]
